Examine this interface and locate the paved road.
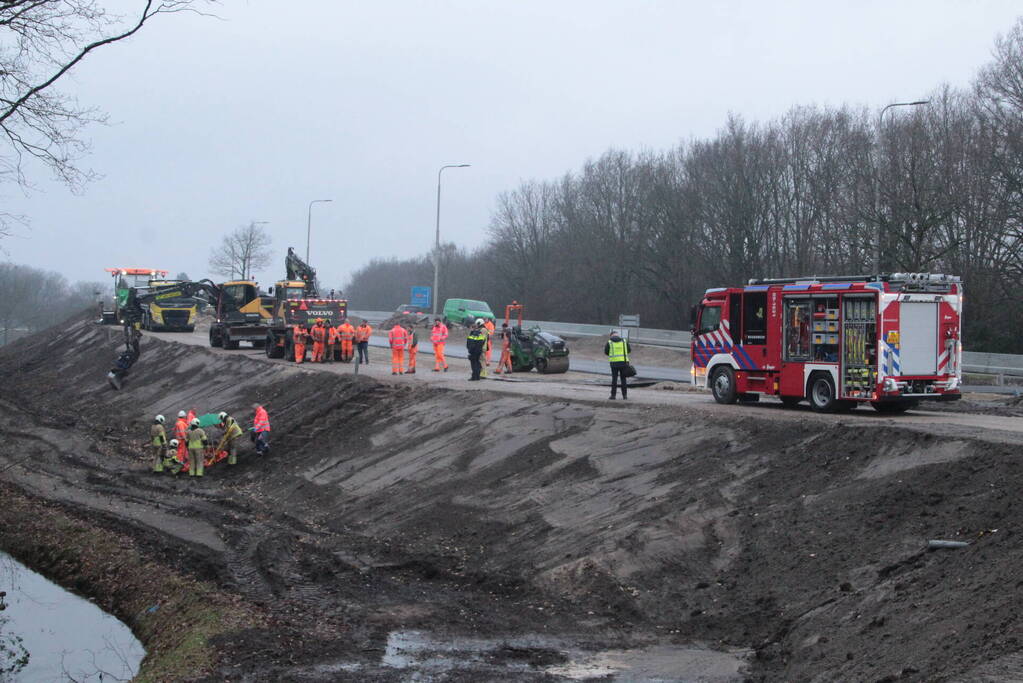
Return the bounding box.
[141,327,1023,444]
[363,335,688,382]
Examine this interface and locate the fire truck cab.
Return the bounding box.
[691,273,962,413]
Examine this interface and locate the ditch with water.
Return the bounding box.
[0,551,145,681]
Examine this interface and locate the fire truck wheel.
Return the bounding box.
[710,366,738,404]
[808,374,838,413]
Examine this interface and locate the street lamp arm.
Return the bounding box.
[873,99,929,272]
[306,198,333,264]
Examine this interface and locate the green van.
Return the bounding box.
[443,298,496,327]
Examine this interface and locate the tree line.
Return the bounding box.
[347,19,1023,353]
[0,263,103,345]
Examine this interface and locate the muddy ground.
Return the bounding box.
[2,316,1023,681]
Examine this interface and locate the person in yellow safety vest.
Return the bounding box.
[604,330,633,400]
[466,320,488,381]
[162,439,183,474]
[186,418,209,477]
[217,411,244,465]
[150,414,167,472]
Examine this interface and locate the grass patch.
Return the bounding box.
[0,482,263,681]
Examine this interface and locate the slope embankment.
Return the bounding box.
[0,315,1021,681]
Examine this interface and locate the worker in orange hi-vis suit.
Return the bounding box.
[388,323,408,375]
[483,318,496,369]
[327,321,339,362]
[495,323,514,374]
[430,318,449,372]
[293,324,309,363]
[173,410,189,464]
[337,318,355,362]
[405,323,419,374]
[310,319,327,362]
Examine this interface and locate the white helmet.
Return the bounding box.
[190,418,200,427]
[155,415,165,424]
[218,411,228,422]
[177,410,187,418]
[169,439,179,448]
[475,318,484,326]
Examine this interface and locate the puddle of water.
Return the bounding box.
[0,551,145,681]
[379,630,751,681]
[546,643,751,681]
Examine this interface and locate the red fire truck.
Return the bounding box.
[691,273,963,413]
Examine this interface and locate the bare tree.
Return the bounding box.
[0,1,213,240]
[208,223,272,281]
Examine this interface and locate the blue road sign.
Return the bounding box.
[411,286,431,308]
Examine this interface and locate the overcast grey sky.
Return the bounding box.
[2,1,1021,297]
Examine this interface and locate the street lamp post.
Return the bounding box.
[874,100,929,273]
[306,199,333,263]
[432,164,471,316]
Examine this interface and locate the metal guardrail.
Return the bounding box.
[350,310,1023,378]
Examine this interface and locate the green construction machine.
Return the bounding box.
[503,302,570,374]
[99,267,169,324]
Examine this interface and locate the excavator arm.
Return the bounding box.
[121,280,222,326]
[107,280,222,390]
[285,247,318,297]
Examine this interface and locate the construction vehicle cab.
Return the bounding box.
[208,280,272,349]
[503,301,570,374]
[263,249,348,360]
[100,268,168,324]
[141,278,199,331]
[691,273,963,413]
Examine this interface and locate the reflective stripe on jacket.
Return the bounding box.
[253,407,271,433]
[430,324,448,343]
[355,325,372,342]
[174,419,188,441]
[608,339,629,363]
[389,325,408,348]
[338,323,356,340]
[224,417,244,441]
[466,330,487,354]
[187,427,207,449]
[151,424,166,446]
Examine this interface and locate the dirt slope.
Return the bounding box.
[1,316,1022,681]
